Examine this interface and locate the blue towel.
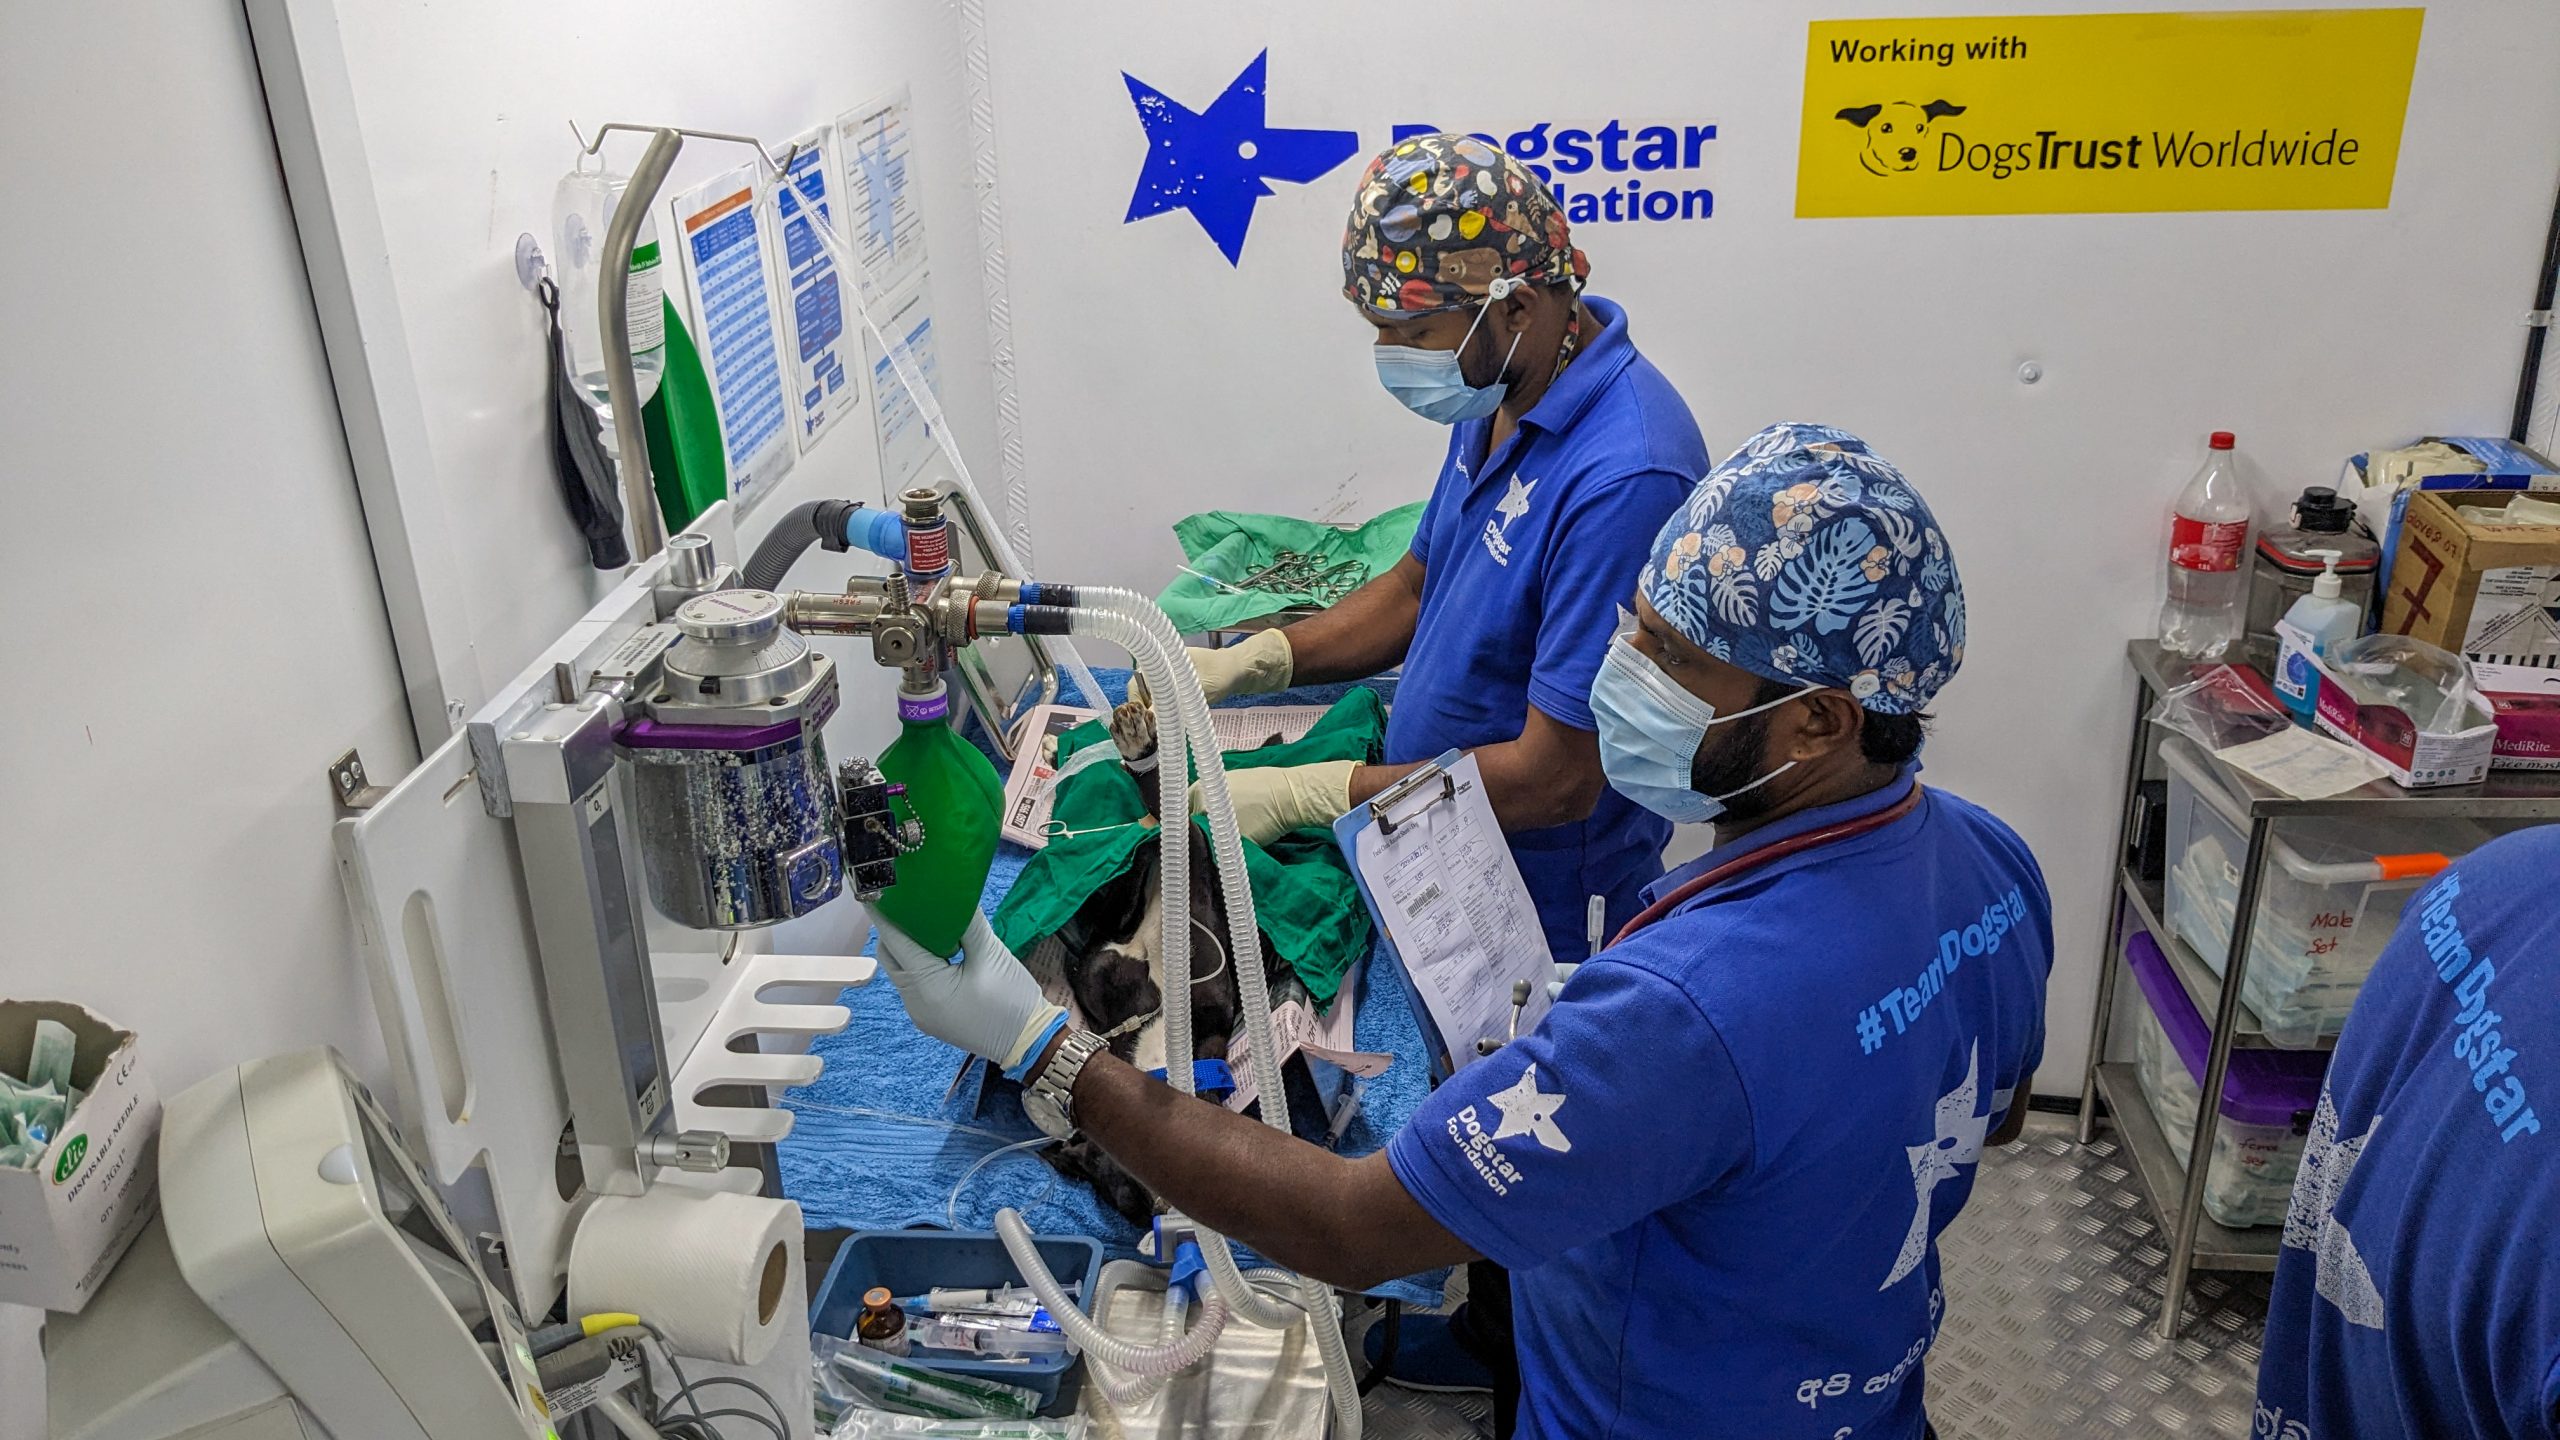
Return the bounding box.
[779,669,1445,1307]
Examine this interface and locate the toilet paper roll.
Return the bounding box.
[568,1186,803,1365]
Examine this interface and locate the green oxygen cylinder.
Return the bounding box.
[871,682,1004,955]
[641,296,728,531]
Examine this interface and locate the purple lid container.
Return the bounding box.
[2124,929,2328,1128]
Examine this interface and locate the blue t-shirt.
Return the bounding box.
[2256,826,2560,1440]
[1388,294,1707,963]
[1387,770,2051,1440]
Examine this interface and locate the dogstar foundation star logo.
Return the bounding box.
[1881,1042,1988,1289]
[1488,1063,1571,1154]
[2285,1090,2385,1330]
[1121,50,1360,265]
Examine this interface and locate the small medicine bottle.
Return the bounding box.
[857,1286,911,1356]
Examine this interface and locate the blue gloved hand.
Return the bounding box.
[866,907,1068,1081]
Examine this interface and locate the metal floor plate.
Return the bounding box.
[1361,1116,2270,1440]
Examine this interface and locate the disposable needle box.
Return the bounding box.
[0,1001,159,1312]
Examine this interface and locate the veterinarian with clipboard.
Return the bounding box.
[869,427,2055,1440]
[1163,132,1710,970]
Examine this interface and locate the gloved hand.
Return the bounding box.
[1193,759,1358,846]
[1135,628,1294,707]
[867,907,1067,1081]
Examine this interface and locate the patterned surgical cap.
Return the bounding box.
[1641,422,1966,715]
[1341,133,1587,317]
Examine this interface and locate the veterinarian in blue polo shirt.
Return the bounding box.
[1175,132,1710,965]
[872,426,2054,1440]
[2255,824,2560,1440]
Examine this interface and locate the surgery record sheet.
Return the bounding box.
[1341,751,1553,1071]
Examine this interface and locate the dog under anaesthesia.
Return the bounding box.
[1035,698,1327,1223]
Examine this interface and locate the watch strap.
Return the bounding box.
[1028,1028,1108,1136]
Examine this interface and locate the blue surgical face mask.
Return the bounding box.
[1373,297,1522,425]
[1590,630,1809,825]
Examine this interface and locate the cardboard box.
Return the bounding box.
[2476,662,2560,771]
[0,1002,159,1311]
[2381,489,2560,667]
[2357,437,2560,606]
[2310,653,2499,788]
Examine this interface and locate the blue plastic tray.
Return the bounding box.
[811,1228,1105,1416]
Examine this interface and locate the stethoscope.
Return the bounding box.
[1472,782,1928,1055]
[1610,782,1928,945]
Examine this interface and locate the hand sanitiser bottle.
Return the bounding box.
[871,680,1004,955]
[2158,432,2252,660]
[2273,550,2361,720]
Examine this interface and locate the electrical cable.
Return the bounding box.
[1358,1301,1402,1397]
[665,1376,792,1437]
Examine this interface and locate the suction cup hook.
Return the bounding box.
[514,233,548,293]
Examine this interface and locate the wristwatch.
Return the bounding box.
[1023,1028,1109,1140]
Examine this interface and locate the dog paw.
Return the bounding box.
[1109,698,1159,763]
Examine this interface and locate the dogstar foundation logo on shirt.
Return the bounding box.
[1796,9,2421,217]
[1447,1062,1571,1197]
[1483,476,1538,566]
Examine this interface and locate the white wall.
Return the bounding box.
[320,0,1008,700]
[984,0,2560,1091]
[0,5,423,1431]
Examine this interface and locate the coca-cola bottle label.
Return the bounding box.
[2170,516,2247,572]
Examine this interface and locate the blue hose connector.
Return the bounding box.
[842,505,907,561]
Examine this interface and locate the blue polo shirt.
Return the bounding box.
[1387,770,2052,1440]
[1388,294,1707,963]
[2256,826,2560,1440]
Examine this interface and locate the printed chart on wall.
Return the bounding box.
[1796,8,2424,217]
[671,163,795,506]
[865,277,941,499]
[773,127,862,452]
[834,88,929,302]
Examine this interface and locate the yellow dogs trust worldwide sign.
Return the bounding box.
[1796,9,2423,217]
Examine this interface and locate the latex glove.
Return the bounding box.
[1137,628,1294,707]
[1194,759,1358,846]
[867,907,1067,1081]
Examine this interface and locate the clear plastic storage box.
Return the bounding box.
[2159,737,2486,1047]
[2125,929,2328,1229]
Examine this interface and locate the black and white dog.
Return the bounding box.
[1040,698,1323,1223]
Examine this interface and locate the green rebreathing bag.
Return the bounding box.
[641,297,727,532]
[871,687,1005,956]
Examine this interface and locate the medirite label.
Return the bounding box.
[1796,9,2423,217]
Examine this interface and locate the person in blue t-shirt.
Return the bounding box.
[1168,132,1709,967]
[867,425,2053,1440]
[2255,825,2560,1440]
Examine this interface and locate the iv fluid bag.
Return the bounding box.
[554,165,666,417]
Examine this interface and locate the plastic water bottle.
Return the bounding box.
[551,165,666,424]
[2158,432,2252,660]
[871,682,1005,956]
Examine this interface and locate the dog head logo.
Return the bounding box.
[1835,100,1965,175]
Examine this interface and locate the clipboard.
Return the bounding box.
[1334,750,1553,1081]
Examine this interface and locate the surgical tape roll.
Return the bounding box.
[569,1186,802,1364]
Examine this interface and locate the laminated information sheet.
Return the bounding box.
[671,163,794,506]
[771,126,861,453]
[834,88,929,301]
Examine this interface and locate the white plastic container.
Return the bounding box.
[2159,737,2488,1047]
[2124,930,2326,1229]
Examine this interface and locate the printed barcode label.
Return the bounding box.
[1406,882,1444,917]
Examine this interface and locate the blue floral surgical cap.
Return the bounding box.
[1640,422,1965,715]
